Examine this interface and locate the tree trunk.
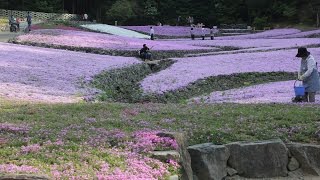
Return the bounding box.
[317,11,319,27]
[72,0,75,14]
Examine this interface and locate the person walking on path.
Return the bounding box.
[150,26,155,40]
[210,28,215,40]
[26,12,32,32]
[190,28,195,40]
[295,47,320,102]
[201,27,206,40]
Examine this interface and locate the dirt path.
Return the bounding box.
[0,21,42,42]
[0,32,20,42]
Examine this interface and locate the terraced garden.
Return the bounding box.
[1,24,320,179]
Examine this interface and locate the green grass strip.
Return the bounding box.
[92,62,295,103]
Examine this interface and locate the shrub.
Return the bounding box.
[92,60,175,103]
[252,16,269,30]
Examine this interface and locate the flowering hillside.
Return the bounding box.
[141,48,320,94]
[122,25,215,37]
[16,29,210,51]
[0,42,140,103]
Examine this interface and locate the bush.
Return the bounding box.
[252,17,269,30]
[106,0,136,25]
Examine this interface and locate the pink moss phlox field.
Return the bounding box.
[141,48,320,94]
[0,42,140,103]
[0,164,39,174]
[31,25,83,31]
[16,29,210,51]
[192,80,320,104]
[122,25,216,37]
[272,29,320,38]
[1,129,180,179]
[0,123,30,134]
[130,131,178,153]
[21,144,42,154]
[217,28,301,40]
[181,38,320,49]
[96,149,174,180]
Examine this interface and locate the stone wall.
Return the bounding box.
[0,9,80,21]
[187,139,320,180]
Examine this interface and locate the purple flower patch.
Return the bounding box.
[141,48,320,94]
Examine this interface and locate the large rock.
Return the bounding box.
[226,139,288,178]
[227,167,238,176]
[188,143,230,180]
[150,150,180,162]
[286,143,320,176]
[157,132,193,180]
[288,157,300,171]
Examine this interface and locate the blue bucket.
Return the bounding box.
[294,80,305,96]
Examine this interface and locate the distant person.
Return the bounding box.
[139,44,151,61]
[293,47,320,102]
[83,13,88,21]
[190,28,195,40]
[16,17,20,31]
[177,16,181,26]
[26,12,32,31]
[210,28,215,40]
[8,15,18,32]
[188,16,194,26]
[9,15,15,25]
[150,26,154,40]
[201,28,206,40]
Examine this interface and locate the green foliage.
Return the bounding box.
[144,0,158,17]
[92,63,152,102]
[0,101,319,148]
[0,0,8,9]
[22,0,63,13]
[252,16,269,29]
[91,60,175,103]
[106,0,136,25]
[3,0,320,26]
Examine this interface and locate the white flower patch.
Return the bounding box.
[81,24,150,39]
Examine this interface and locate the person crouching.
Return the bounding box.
[139,44,151,61]
[295,47,320,102]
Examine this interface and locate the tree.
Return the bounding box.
[106,0,135,25]
[245,0,272,24]
[0,0,9,9]
[270,0,298,23]
[143,0,158,23]
[309,0,320,27]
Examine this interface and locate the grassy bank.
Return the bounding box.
[92,62,295,103]
[0,102,319,146]
[1,101,319,177]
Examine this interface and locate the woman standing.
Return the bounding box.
[201,28,205,40]
[296,47,320,102]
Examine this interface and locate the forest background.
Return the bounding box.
[1,0,320,28]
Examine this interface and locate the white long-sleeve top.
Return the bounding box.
[300,55,317,79]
